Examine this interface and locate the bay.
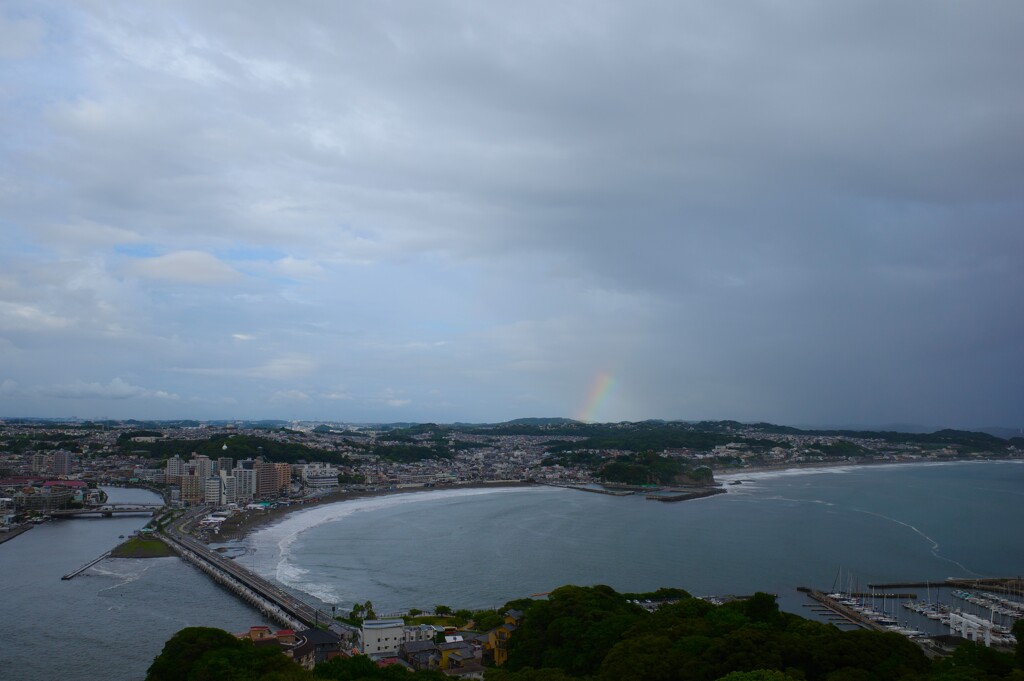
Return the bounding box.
[243,461,1024,619]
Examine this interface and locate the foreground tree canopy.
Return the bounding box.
[148,587,1024,681]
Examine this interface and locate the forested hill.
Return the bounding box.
[146,585,1024,681]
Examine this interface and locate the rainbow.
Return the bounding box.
[576,372,615,423]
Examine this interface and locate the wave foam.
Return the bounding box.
[248,487,551,587]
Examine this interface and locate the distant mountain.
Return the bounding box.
[974,426,1024,439]
[793,422,938,434]
[503,417,581,426]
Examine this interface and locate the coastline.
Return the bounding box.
[213,481,537,543]
[712,456,1021,481]
[207,457,1023,543]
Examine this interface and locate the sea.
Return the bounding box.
[3,461,1023,680]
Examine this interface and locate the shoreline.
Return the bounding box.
[207,457,1023,543]
[212,481,537,543]
[712,455,1022,481]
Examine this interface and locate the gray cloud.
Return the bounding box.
[0,1,1021,426]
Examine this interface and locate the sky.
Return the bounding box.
[1,1,1022,428]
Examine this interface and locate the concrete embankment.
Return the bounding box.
[0,524,32,545]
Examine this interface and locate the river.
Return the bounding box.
[0,487,269,681]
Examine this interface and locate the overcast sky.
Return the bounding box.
[1,1,1021,427]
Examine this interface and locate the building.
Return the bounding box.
[217,456,233,475]
[204,476,222,505]
[234,468,256,503]
[166,455,186,479]
[236,626,342,670]
[191,455,212,481]
[255,460,276,499]
[361,619,406,655]
[52,451,73,476]
[301,463,339,491]
[31,453,49,475]
[219,470,237,505]
[179,473,203,505]
[486,610,523,666]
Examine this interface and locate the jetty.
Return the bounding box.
[62,550,112,580]
[564,486,633,496]
[646,488,727,502]
[868,577,1024,596]
[800,589,890,632]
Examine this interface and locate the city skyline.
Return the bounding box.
[1,2,1022,427]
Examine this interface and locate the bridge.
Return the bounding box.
[48,504,164,518]
[160,508,357,641]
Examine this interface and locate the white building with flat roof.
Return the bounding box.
[361,619,405,655]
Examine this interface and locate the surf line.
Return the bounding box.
[853,508,982,577]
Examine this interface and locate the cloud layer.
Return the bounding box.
[1,1,1021,427]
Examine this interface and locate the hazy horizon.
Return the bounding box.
[2,2,1021,428]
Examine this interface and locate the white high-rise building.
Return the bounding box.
[204,476,222,505]
[219,470,236,505]
[166,455,186,478]
[234,468,256,503]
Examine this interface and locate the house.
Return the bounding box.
[235,626,342,670]
[438,640,484,679]
[485,609,523,666]
[399,640,440,670]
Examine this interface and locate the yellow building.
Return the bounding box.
[486,609,523,666]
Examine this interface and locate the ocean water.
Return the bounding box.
[241,461,1024,618]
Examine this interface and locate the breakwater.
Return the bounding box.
[646,488,727,502]
[62,550,112,580]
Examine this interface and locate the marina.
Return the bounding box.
[802,577,1021,652]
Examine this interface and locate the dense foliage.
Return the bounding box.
[123,434,354,466]
[496,585,1024,681]
[598,452,714,486]
[148,588,1024,681]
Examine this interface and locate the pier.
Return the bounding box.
[868,577,1024,596]
[62,551,112,580]
[801,589,890,632]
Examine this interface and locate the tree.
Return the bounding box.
[435,604,453,616]
[146,627,243,681]
[716,672,792,681]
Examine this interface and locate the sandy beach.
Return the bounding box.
[212,481,537,542]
